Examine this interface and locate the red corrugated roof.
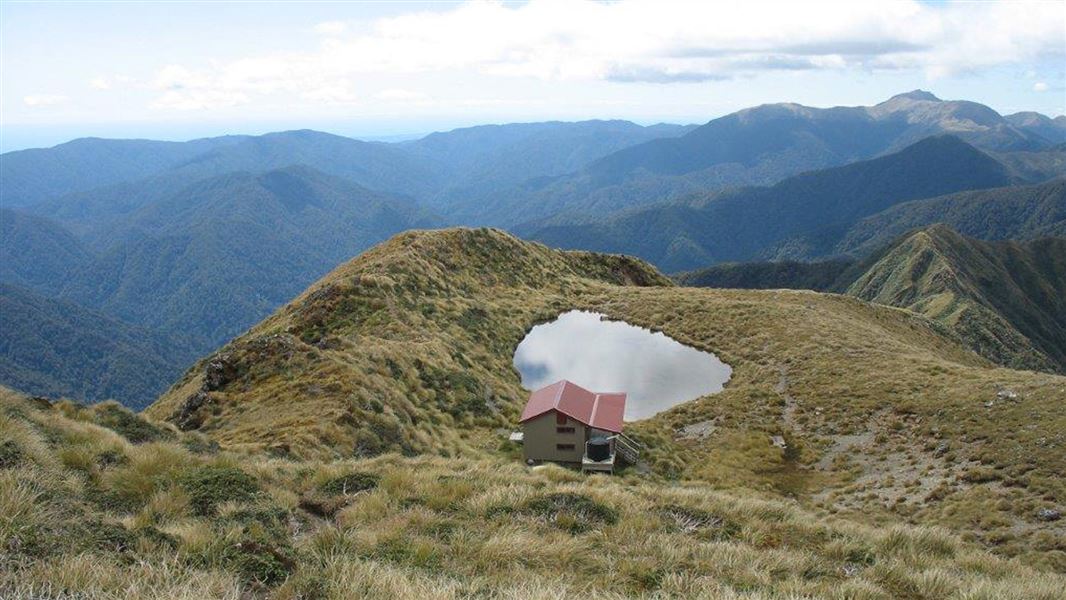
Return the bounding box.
[519,380,625,433]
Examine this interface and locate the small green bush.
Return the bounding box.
[318,472,379,496]
[0,440,24,468]
[178,465,260,516]
[218,539,295,586]
[519,492,618,533]
[134,525,179,551]
[95,448,128,469]
[83,519,135,553]
[92,403,174,444]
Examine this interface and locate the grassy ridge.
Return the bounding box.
[845,226,1066,372]
[149,228,670,458]
[677,226,1066,374]
[149,228,1066,571]
[4,386,1066,599]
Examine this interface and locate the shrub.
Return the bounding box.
[83,519,135,553]
[518,492,618,534]
[218,539,295,586]
[301,472,380,518]
[178,465,260,516]
[0,439,24,468]
[961,467,1001,484]
[95,448,128,469]
[91,402,173,444]
[319,472,379,496]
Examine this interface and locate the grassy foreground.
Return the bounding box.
[3,387,1065,599]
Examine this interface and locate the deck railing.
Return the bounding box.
[612,433,643,464]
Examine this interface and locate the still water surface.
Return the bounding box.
[513,310,732,420]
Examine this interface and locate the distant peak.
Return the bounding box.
[889,90,941,102]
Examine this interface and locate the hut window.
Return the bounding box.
[556,443,575,451]
[556,426,575,434]
[556,413,567,425]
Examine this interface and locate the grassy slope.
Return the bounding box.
[150,228,1066,572]
[844,226,1066,373]
[149,228,671,458]
[5,386,1066,599]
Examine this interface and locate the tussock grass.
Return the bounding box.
[3,386,1064,598]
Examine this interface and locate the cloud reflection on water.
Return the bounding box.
[513,310,732,420]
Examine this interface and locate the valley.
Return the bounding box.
[1,90,1065,599]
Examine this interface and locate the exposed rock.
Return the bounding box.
[997,389,1019,402]
[934,441,951,457]
[204,353,238,391]
[676,419,717,440]
[173,390,214,431]
[1036,508,1061,522]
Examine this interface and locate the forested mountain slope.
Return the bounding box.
[0,284,196,408]
[839,178,1066,257]
[0,208,93,294]
[0,135,248,208]
[57,165,441,350]
[524,136,1022,271]
[675,259,854,292]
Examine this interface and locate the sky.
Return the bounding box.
[1,0,1064,151]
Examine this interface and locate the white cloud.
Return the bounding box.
[314,21,348,36]
[301,82,359,105]
[152,89,249,111]
[1033,81,1049,92]
[375,89,430,102]
[23,94,69,107]
[89,74,138,92]
[147,0,1065,110]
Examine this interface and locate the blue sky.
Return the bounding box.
[2,0,1063,151]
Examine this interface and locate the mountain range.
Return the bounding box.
[4,114,1066,590]
[523,135,1065,272]
[846,226,1066,373]
[2,91,1065,405]
[441,90,1066,226]
[6,166,439,351]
